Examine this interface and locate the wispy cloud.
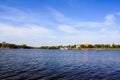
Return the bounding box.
[0,5,36,22]
[48,7,118,34]
[0,23,54,38]
[57,14,118,34]
[56,12,120,44]
[104,14,116,26]
[58,25,79,34]
[48,7,72,23]
[76,14,116,28]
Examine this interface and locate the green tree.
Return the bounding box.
[81,44,88,48]
[88,44,95,48]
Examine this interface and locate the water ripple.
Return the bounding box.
[0,49,120,80]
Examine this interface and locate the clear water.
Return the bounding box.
[0,49,120,80]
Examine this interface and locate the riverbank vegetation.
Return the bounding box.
[0,42,120,50]
[39,44,120,50]
[0,42,33,49]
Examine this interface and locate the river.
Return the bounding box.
[0,49,120,80]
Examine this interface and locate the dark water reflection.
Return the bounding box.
[0,49,120,80]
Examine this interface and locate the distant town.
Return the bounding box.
[1,42,120,50]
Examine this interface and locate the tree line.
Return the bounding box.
[39,43,120,50]
[0,42,33,49]
[0,42,120,50]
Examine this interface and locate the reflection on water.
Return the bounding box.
[0,49,120,80]
[82,51,89,63]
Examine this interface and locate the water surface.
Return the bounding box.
[0,49,120,80]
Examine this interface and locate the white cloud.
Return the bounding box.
[76,14,116,28]
[104,14,116,26]
[0,23,53,38]
[48,7,71,22]
[58,14,117,34]
[0,5,36,22]
[76,21,103,27]
[58,25,79,33]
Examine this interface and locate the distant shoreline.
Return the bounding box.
[0,42,120,50]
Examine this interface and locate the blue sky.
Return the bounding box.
[0,0,120,46]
